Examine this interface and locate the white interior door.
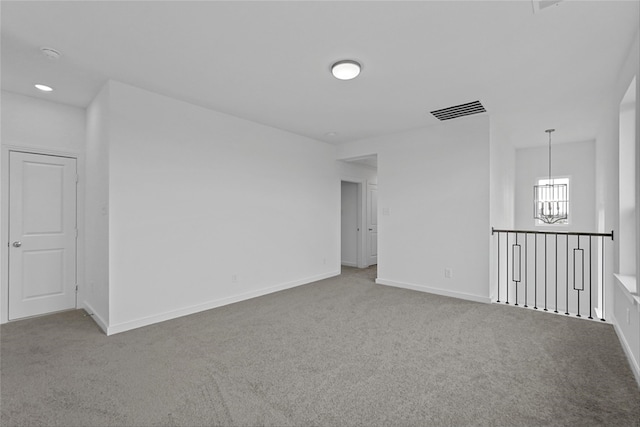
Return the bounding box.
[8,151,77,320]
[367,183,378,266]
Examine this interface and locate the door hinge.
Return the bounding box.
[75,229,79,238]
[75,285,78,293]
[76,174,79,183]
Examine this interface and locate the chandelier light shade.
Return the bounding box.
[533,129,568,224]
[534,182,568,224]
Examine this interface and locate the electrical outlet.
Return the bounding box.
[323,258,327,265]
[445,268,452,279]
[232,274,238,284]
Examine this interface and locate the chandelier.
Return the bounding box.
[534,129,568,224]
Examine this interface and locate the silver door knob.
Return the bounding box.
[12,241,21,247]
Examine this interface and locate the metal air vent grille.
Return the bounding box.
[430,100,486,121]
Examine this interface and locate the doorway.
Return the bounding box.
[341,181,359,267]
[7,151,78,320]
[340,155,378,269]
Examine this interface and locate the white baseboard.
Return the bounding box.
[341,262,357,267]
[105,271,340,335]
[375,278,491,304]
[595,306,603,319]
[611,313,640,387]
[82,301,108,334]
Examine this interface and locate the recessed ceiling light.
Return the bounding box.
[325,132,338,137]
[331,60,361,80]
[35,84,54,92]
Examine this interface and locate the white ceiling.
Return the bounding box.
[2,1,638,148]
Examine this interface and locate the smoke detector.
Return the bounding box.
[40,47,61,60]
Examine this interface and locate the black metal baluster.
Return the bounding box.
[601,236,606,322]
[565,234,569,315]
[506,232,509,304]
[534,234,538,309]
[544,234,547,311]
[514,233,519,306]
[497,231,500,303]
[589,236,593,319]
[524,233,528,308]
[554,234,558,313]
[576,236,582,317]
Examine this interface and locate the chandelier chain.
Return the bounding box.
[548,132,551,181]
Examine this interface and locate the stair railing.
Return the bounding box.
[491,228,614,321]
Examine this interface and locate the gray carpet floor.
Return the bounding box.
[1,266,639,427]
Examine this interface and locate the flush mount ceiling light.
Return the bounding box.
[331,60,361,80]
[34,84,54,92]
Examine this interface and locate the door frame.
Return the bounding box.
[366,182,378,266]
[1,145,85,324]
[340,176,368,268]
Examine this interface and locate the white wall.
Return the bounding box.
[341,181,358,266]
[489,122,515,231]
[1,91,85,153]
[84,85,110,328]
[515,140,596,232]
[489,119,516,302]
[338,115,491,302]
[619,94,636,276]
[0,91,86,324]
[338,160,378,184]
[95,81,339,334]
[595,30,640,385]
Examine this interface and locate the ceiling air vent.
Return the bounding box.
[532,0,564,13]
[430,100,486,121]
